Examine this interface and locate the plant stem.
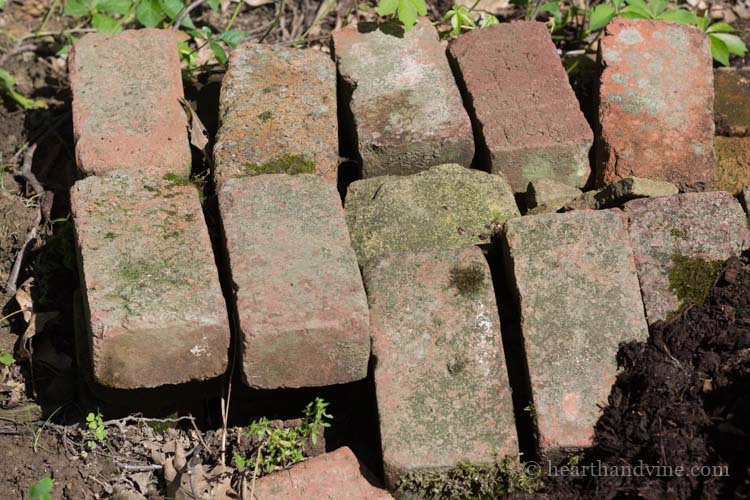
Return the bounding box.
[172,0,206,31]
[259,0,286,43]
[293,0,336,47]
[36,0,60,37]
[224,0,245,33]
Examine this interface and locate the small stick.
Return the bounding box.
[173,0,207,32]
[116,463,163,472]
[20,144,44,196]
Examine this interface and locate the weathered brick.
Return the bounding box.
[70,172,229,389]
[69,29,190,177]
[333,19,474,178]
[502,210,648,450]
[715,67,750,136]
[364,247,518,488]
[345,164,519,265]
[715,136,750,195]
[218,174,370,389]
[594,176,678,208]
[252,447,392,499]
[214,44,338,187]
[623,192,750,325]
[525,178,583,213]
[597,19,715,190]
[448,21,592,193]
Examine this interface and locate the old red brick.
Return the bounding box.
[214,44,339,187]
[502,210,648,451]
[218,174,370,389]
[448,21,593,193]
[71,172,229,389]
[364,247,518,488]
[333,19,474,178]
[69,29,191,177]
[597,19,715,190]
[252,447,391,499]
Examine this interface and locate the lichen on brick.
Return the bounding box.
[448,263,486,298]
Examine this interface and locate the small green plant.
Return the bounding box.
[448,263,486,298]
[244,154,316,176]
[444,3,499,36]
[28,477,53,500]
[668,254,724,308]
[377,0,428,31]
[0,350,13,366]
[85,411,107,450]
[234,397,332,475]
[693,15,747,67]
[0,69,46,110]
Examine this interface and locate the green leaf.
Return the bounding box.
[92,13,122,33]
[28,477,53,500]
[0,69,46,109]
[210,41,228,65]
[612,0,625,9]
[0,352,12,366]
[710,35,730,66]
[712,33,747,56]
[135,0,163,27]
[64,0,93,17]
[218,29,249,49]
[656,8,695,25]
[588,3,615,31]
[695,13,710,31]
[649,0,668,16]
[94,0,131,15]
[480,13,499,28]
[0,0,5,10]
[377,0,398,16]
[398,0,418,30]
[207,0,219,9]
[413,0,427,16]
[158,0,183,19]
[619,5,652,19]
[706,21,736,34]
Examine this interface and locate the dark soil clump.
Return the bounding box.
[532,255,750,499]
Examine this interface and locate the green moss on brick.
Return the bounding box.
[258,110,273,122]
[448,263,486,298]
[668,254,724,308]
[244,154,316,175]
[162,173,191,187]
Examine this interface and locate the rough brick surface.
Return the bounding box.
[333,19,474,178]
[623,192,750,325]
[502,210,648,450]
[214,44,338,187]
[219,174,370,389]
[364,247,518,488]
[715,136,750,195]
[71,172,229,389]
[253,447,392,499]
[345,164,519,264]
[448,21,592,193]
[69,29,190,177]
[597,19,715,190]
[715,67,750,136]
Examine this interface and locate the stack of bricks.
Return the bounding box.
[69,29,230,389]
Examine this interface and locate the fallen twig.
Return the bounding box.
[173,0,207,32]
[20,144,44,196]
[116,463,163,472]
[0,44,39,66]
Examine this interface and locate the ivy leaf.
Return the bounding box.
[210,41,228,65]
[92,13,122,33]
[710,35,730,66]
[64,0,93,17]
[136,0,164,27]
[377,0,398,16]
[712,33,747,56]
[94,0,131,15]
[218,29,249,49]
[398,0,418,30]
[0,352,12,366]
[588,3,615,31]
[656,8,695,25]
[706,22,737,34]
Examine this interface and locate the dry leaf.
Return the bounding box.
[244,0,273,6]
[179,97,209,155]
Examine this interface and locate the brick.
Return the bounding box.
[218,174,369,389]
[623,192,750,325]
[252,447,391,499]
[70,172,229,389]
[502,210,648,450]
[715,136,750,195]
[333,19,474,178]
[69,29,190,178]
[214,44,338,187]
[597,19,715,190]
[364,247,518,488]
[715,67,750,136]
[594,176,678,208]
[525,178,583,213]
[345,164,519,265]
[448,21,592,193]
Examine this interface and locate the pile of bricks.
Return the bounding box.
[67,16,749,494]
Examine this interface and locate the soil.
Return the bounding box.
[526,256,750,499]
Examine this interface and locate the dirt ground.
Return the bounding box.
[1,0,749,498]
